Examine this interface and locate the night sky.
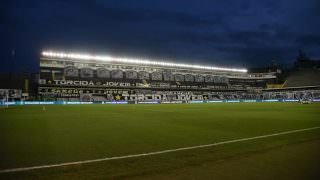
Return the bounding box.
[1,0,320,72]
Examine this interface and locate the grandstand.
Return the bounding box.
[284,69,320,87]
[39,51,279,102]
[282,51,320,87]
[284,66,320,88]
[0,50,317,103]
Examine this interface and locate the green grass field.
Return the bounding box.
[0,103,320,179]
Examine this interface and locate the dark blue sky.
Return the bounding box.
[1,0,320,72]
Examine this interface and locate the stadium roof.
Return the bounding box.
[42,51,248,73]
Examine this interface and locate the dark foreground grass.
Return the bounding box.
[0,103,320,179]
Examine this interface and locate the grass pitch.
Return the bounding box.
[0,103,320,179]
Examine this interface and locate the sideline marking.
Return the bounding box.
[1,126,320,174]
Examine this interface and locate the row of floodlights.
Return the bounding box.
[42,51,248,73]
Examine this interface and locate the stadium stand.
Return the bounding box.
[0,73,38,101]
[3,50,319,103]
[284,51,320,87]
[284,68,320,87]
[32,51,320,103]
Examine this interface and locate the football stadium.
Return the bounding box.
[0,50,320,179]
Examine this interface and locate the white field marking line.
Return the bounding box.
[1,126,320,174]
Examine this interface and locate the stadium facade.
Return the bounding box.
[38,51,284,103]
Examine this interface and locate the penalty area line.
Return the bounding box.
[1,126,320,174]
